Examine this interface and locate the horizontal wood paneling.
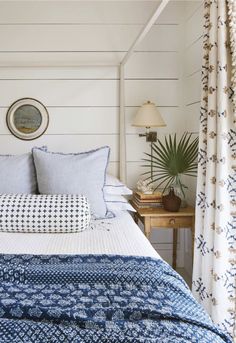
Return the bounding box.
[181,175,197,205]
[0,79,179,107]
[125,80,179,106]
[0,52,179,78]
[0,25,179,52]
[0,107,119,134]
[126,161,149,189]
[0,134,119,161]
[0,52,124,67]
[0,51,179,69]
[185,3,204,48]
[126,133,187,162]
[1,106,183,135]
[185,102,200,132]
[0,128,187,163]
[0,1,184,25]
[49,108,118,135]
[185,38,202,76]
[126,135,151,162]
[107,162,119,177]
[126,52,179,78]
[0,66,119,79]
[185,71,201,106]
[184,0,203,20]
[0,79,118,106]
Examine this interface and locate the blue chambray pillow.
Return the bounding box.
[0,146,47,194]
[32,146,111,219]
[0,153,37,194]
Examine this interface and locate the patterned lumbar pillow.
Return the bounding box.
[0,194,91,233]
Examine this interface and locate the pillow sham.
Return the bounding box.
[105,194,136,213]
[0,146,47,194]
[0,153,37,194]
[0,194,91,233]
[32,146,110,219]
[104,174,132,195]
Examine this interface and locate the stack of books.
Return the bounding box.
[132,191,163,208]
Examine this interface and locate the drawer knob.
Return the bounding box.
[169,218,176,225]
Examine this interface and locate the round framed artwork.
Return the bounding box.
[6,98,49,140]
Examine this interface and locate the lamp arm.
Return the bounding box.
[139,131,157,143]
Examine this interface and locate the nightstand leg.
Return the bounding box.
[144,217,151,239]
[133,212,139,225]
[173,228,178,270]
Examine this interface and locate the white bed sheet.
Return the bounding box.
[0,211,160,259]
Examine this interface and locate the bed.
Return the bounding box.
[0,212,158,258]
[0,147,231,342]
[0,212,231,342]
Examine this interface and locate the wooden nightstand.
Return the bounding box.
[131,203,195,270]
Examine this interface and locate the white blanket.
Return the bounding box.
[0,211,160,259]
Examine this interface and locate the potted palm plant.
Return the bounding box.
[142,132,199,211]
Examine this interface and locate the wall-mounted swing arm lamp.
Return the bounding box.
[132,101,166,143]
[132,101,166,181]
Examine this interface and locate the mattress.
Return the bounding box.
[0,211,160,259]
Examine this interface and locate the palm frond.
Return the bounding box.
[142,132,199,197]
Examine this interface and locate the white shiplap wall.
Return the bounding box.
[0,0,201,267]
[183,0,203,275]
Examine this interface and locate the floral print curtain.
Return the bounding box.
[192,0,236,341]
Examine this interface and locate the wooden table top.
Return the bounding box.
[130,202,195,217]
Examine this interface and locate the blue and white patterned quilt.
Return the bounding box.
[0,254,231,343]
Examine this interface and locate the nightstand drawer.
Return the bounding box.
[150,216,193,228]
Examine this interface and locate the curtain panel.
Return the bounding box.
[192,0,236,341]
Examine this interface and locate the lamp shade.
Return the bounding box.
[132,101,166,128]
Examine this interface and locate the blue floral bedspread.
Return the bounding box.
[0,254,231,343]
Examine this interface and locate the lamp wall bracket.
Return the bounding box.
[139,131,157,142]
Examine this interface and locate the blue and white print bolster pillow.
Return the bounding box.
[0,194,91,233]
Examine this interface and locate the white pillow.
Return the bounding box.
[0,194,91,233]
[105,194,136,213]
[104,174,132,195]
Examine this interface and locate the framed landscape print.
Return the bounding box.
[6,98,49,140]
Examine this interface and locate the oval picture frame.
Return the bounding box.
[6,98,49,140]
